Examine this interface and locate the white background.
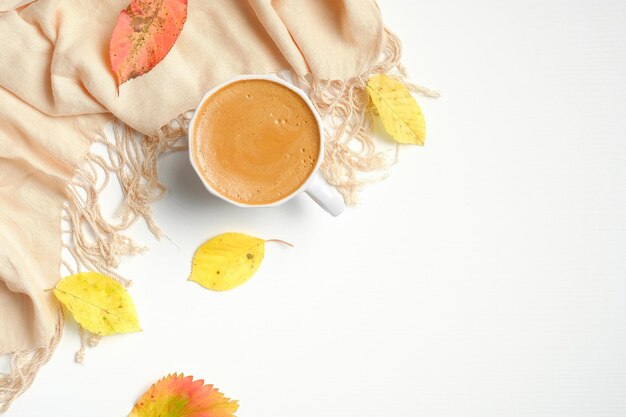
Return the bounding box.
[6,1,626,416]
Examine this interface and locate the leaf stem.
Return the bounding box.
[265,239,294,248]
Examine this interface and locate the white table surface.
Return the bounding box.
[6,1,626,416]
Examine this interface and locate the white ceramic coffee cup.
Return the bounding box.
[188,74,346,216]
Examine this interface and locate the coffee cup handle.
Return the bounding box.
[305,172,346,216]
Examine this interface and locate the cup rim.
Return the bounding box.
[188,74,325,208]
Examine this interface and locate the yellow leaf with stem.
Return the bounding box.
[366,74,426,145]
[53,272,140,336]
[189,233,292,291]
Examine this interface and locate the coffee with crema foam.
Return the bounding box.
[192,79,320,205]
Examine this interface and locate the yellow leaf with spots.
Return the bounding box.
[366,74,426,145]
[53,272,140,336]
[189,233,266,291]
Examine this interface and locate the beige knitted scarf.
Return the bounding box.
[0,0,437,411]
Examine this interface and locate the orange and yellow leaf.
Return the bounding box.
[129,373,238,417]
[109,0,187,88]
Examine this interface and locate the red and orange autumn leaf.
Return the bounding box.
[129,373,239,417]
[109,0,187,89]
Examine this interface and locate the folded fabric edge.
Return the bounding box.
[0,309,64,413]
[0,114,190,414]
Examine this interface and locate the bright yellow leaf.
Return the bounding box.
[53,272,140,336]
[189,233,265,291]
[366,74,426,145]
